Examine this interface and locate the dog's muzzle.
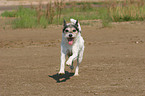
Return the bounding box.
[67,37,74,45]
[69,34,73,38]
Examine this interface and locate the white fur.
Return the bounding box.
[70,19,81,31]
[59,19,84,76]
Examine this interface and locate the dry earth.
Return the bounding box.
[0,0,108,6]
[0,19,145,96]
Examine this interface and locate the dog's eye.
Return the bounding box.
[73,30,76,32]
[65,30,69,32]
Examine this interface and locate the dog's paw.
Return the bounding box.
[66,60,72,66]
[74,73,79,76]
[58,71,65,75]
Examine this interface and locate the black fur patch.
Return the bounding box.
[63,24,79,33]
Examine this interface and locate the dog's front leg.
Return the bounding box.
[59,51,66,74]
[66,52,78,66]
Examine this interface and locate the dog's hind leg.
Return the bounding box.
[74,60,80,76]
[74,47,84,76]
[70,61,74,71]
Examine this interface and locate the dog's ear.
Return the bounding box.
[63,19,66,26]
[75,20,78,27]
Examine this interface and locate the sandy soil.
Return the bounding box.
[0,0,48,6]
[0,0,106,6]
[0,19,145,96]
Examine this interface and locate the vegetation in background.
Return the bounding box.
[1,0,145,28]
[109,0,145,22]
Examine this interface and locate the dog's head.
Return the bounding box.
[62,20,80,45]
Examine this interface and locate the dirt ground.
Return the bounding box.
[0,0,106,6]
[0,20,145,96]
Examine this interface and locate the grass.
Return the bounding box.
[109,1,145,22]
[1,0,145,28]
[12,6,38,28]
[1,11,16,17]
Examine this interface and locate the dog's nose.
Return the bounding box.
[69,34,73,37]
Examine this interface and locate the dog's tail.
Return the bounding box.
[70,19,81,32]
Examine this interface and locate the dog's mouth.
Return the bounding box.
[67,38,74,45]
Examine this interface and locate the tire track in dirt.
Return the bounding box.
[0,39,144,48]
[0,40,61,48]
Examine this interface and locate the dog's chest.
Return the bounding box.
[66,47,73,57]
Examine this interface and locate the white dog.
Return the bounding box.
[58,19,85,76]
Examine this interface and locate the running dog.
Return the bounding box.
[59,19,85,76]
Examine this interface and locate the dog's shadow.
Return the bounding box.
[48,71,74,83]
